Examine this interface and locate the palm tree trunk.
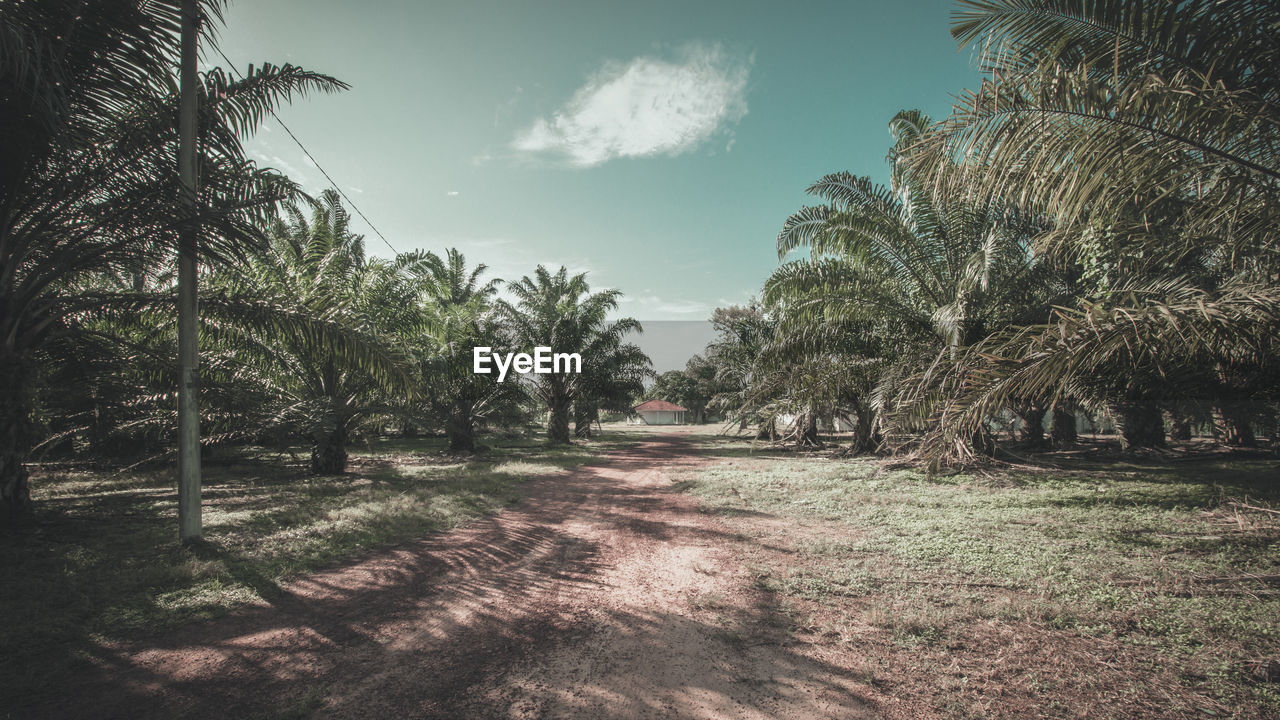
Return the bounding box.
[0,353,34,519]
[573,401,593,439]
[797,412,822,448]
[1016,404,1047,445]
[1260,407,1278,456]
[970,426,997,456]
[1051,406,1077,446]
[755,418,776,441]
[310,424,348,474]
[1216,405,1257,447]
[1168,411,1192,442]
[547,394,572,445]
[444,413,475,452]
[1116,402,1165,449]
[850,403,878,454]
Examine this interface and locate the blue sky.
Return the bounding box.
[217,0,982,322]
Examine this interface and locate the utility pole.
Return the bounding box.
[177,0,202,543]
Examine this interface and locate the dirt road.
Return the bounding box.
[46,429,886,719]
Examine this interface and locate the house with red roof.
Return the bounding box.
[632,399,687,425]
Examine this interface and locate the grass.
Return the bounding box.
[5,422,1276,718]
[0,426,635,709]
[672,444,1280,719]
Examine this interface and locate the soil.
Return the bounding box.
[38,428,902,719]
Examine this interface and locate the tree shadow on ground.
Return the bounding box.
[1,434,634,715]
[13,431,877,719]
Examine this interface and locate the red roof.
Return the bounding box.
[633,399,687,412]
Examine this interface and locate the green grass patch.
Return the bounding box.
[0,428,633,708]
[673,448,1280,716]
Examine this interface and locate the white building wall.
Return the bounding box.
[638,410,685,425]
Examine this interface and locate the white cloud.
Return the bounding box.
[447,191,460,196]
[513,43,750,167]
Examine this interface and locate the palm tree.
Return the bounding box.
[900,0,1280,452]
[498,266,647,445]
[1,1,347,514]
[208,191,411,473]
[410,248,502,308]
[764,110,1056,454]
[402,249,529,451]
[572,339,651,438]
[910,280,1280,459]
[704,303,780,439]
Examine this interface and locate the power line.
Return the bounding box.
[213,46,398,257]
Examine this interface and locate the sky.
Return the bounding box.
[215,0,983,331]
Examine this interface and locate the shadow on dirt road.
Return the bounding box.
[30,430,880,720]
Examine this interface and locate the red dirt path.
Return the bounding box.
[43,429,898,719]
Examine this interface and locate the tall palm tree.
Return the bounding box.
[498,266,647,445]
[572,339,651,438]
[704,303,781,438]
[764,111,1056,453]
[901,0,1280,452]
[1,1,347,513]
[208,191,411,473]
[401,249,528,451]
